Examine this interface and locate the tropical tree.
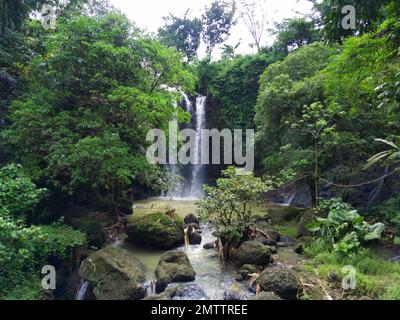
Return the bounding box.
[273,18,320,54]
[158,11,203,61]
[202,0,237,56]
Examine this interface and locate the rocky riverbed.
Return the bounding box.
[73,199,316,301]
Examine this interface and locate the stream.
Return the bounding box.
[113,226,253,300]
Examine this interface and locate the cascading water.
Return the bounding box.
[164,94,207,199]
[181,92,192,113]
[190,96,207,198]
[283,192,296,207]
[75,280,90,300]
[164,91,184,198]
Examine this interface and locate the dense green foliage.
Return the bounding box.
[308,198,384,257]
[273,18,321,54]
[311,0,395,43]
[0,163,85,298]
[198,53,279,130]
[158,12,203,61]
[0,164,47,219]
[4,12,194,219]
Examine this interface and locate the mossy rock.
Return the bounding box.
[257,268,302,300]
[155,251,196,284]
[126,212,184,249]
[79,247,145,300]
[267,206,305,224]
[233,241,273,267]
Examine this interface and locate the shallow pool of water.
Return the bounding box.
[114,226,252,300]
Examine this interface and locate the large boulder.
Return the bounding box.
[79,247,146,300]
[257,268,302,300]
[126,212,184,249]
[155,251,196,284]
[233,241,273,267]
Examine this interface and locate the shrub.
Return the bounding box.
[308,198,384,257]
[0,217,86,297]
[0,164,47,219]
[196,167,271,259]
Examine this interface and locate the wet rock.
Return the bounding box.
[173,284,208,300]
[144,287,176,300]
[250,292,283,300]
[237,264,260,281]
[184,214,199,226]
[79,247,146,300]
[155,280,168,294]
[257,268,302,300]
[126,212,184,249]
[145,284,208,300]
[155,251,196,284]
[189,231,202,245]
[223,291,247,300]
[203,242,215,250]
[233,241,273,267]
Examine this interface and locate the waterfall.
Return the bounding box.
[190,96,207,198]
[75,280,90,300]
[283,192,296,207]
[181,92,192,112]
[163,93,207,199]
[164,91,184,198]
